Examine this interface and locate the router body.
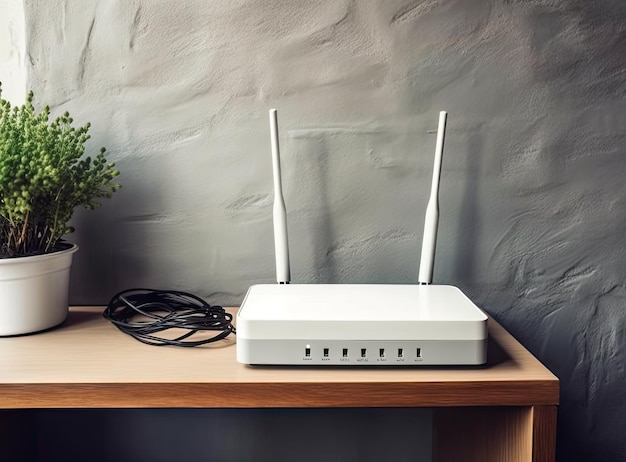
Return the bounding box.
[236,284,487,366]
[237,110,489,367]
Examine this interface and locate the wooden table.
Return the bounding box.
[0,307,558,461]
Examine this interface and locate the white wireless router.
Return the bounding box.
[236,110,487,366]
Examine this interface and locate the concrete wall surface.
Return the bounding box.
[1,1,625,461]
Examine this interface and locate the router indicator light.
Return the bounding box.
[416,348,422,358]
[398,348,404,358]
[361,348,367,358]
[379,348,385,358]
[305,345,311,357]
[323,348,329,357]
[342,348,348,358]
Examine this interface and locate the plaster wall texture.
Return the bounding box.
[1,1,625,461]
[0,0,26,104]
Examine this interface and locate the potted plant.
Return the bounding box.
[0,83,120,335]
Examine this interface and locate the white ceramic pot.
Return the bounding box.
[0,243,78,336]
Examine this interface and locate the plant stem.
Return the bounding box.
[46,188,64,253]
[18,210,29,252]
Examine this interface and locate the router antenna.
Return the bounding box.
[269,109,291,284]
[418,111,447,285]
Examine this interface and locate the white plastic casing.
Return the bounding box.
[236,284,488,366]
[269,109,290,284]
[418,111,447,284]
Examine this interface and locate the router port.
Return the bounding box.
[379,348,385,358]
[361,348,367,358]
[323,348,329,357]
[398,348,404,358]
[416,348,422,358]
[305,346,311,357]
[342,348,348,358]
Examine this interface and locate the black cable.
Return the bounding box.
[103,288,235,347]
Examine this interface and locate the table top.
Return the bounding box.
[0,307,559,409]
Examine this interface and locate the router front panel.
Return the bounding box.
[237,338,486,366]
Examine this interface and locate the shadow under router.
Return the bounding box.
[237,110,487,366]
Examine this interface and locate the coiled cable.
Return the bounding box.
[103,288,235,347]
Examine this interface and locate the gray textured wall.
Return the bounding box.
[2,0,625,461]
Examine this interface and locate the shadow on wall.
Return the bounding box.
[69,166,163,305]
[311,136,338,282]
[288,133,340,283]
[452,126,482,285]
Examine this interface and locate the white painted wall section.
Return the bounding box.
[0,0,26,104]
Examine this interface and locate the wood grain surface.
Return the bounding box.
[0,307,559,409]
